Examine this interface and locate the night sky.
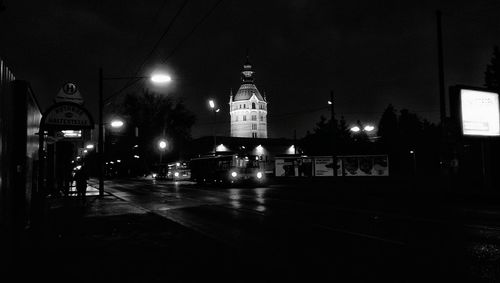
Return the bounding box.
[1,0,500,139]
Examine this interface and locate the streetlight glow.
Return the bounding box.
[328,100,332,105]
[159,140,167,149]
[86,144,94,149]
[209,100,215,109]
[350,126,361,132]
[110,120,124,128]
[363,125,375,132]
[150,74,172,84]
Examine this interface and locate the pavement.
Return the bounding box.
[10,179,252,283]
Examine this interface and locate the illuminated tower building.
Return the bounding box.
[229,58,268,138]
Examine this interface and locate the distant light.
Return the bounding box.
[176,162,180,167]
[256,172,263,179]
[75,165,82,170]
[364,125,375,132]
[110,120,124,128]
[150,74,172,84]
[410,150,414,154]
[216,144,229,152]
[287,145,295,154]
[134,155,140,159]
[231,171,238,178]
[109,161,114,164]
[174,172,180,177]
[159,140,167,149]
[328,100,332,105]
[61,130,81,138]
[152,173,157,178]
[209,100,215,109]
[76,156,81,160]
[350,126,361,132]
[86,144,94,149]
[83,149,88,153]
[117,159,121,163]
[215,108,220,113]
[134,144,138,148]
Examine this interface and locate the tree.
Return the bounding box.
[485,46,500,90]
[377,104,398,148]
[300,115,356,155]
[109,90,195,175]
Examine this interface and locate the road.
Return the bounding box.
[96,179,500,282]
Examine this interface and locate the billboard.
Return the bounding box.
[314,157,334,176]
[460,89,500,136]
[340,155,389,176]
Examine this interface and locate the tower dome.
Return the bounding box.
[229,58,268,138]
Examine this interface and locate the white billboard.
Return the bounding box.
[461,89,500,136]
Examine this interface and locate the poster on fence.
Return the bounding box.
[340,155,389,176]
[275,158,298,177]
[314,157,334,176]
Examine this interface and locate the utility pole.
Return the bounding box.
[330,91,337,177]
[98,67,104,197]
[436,10,446,124]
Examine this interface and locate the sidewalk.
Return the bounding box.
[21,180,234,283]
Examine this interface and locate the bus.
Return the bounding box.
[190,154,266,185]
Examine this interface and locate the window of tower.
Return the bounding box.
[252,132,257,138]
[252,124,257,130]
[251,115,257,121]
[235,115,238,122]
[260,116,263,121]
[243,115,246,121]
[244,104,246,109]
[252,102,256,109]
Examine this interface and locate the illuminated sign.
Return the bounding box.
[460,89,500,136]
[42,102,94,130]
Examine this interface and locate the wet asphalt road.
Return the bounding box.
[100,179,500,282]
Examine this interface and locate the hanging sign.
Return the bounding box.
[54,82,84,104]
[41,102,94,130]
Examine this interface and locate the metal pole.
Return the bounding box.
[98,67,104,197]
[213,110,217,154]
[436,10,446,124]
[331,91,337,177]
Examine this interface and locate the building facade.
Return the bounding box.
[229,58,268,138]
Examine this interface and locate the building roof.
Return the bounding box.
[233,58,266,102]
[234,84,264,101]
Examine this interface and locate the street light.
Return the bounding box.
[110,119,124,128]
[158,139,167,164]
[208,99,219,154]
[98,68,171,197]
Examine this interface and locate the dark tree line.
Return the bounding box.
[106,89,195,176]
[300,105,440,177]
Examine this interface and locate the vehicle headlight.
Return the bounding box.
[174,172,179,177]
[231,171,238,178]
[256,172,263,179]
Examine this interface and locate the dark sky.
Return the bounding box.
[2,0,500,139]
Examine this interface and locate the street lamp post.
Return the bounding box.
[98,68,171,196]
[328,91,337,177]
[208,99,220,154]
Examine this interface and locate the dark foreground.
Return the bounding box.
[8,178,500,282]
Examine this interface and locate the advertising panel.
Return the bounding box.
[340,155,389,176]
[314,157,334,176]
[460,89,500,136]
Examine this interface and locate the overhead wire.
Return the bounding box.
[105,0,190,104]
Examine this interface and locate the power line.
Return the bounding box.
[106,0,224,104]
[105,0,190,104]
[161,0,224,64]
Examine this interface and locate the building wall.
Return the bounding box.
[229,95,267,138]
